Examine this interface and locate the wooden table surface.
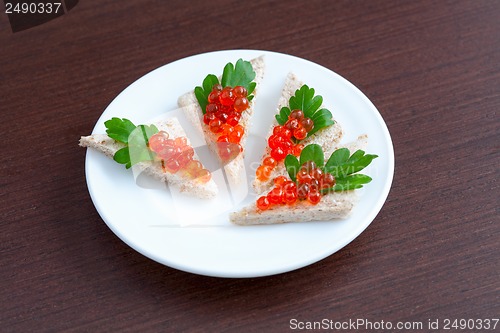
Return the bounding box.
[1,1,498,331]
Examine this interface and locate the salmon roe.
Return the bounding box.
[149,131,211,183]
[203,84,250,162]
[256,161,336,211]
[256,109,314,182]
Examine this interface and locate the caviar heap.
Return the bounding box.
[148,131,211,183]
[202,84,249,162]
[256,109,314,182]
[256,160,335,211]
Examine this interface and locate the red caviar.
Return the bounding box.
[256,161,336,211]
[149,131,211,183]
[256,109,314,182]
[256,196,270,210]
[203,84,250,162]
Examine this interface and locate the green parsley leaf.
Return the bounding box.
[276,106,292,125]
[104,118,159,169]
[325,148,350,168]
[309,110,335,137]
[113,147,131,168]
[325,149,378,178]
[311,108,332,122]
[124,125,158,169]
[284,154,300,182]
[221,59,256,95]
[330,174,373,191]
[285,144,378,192]
[347,149,366,163]
[128,124,158,147]
[195,74,219,114]
[104,118,136,143]
[247,81,257,98]
[289,85,322,117]
[275,85,335,137]
[299,143,324,167]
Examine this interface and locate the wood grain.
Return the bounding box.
[0,0,498,331]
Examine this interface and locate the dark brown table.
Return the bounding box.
[1,1,498,331]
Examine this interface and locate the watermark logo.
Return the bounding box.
[126,106,257,227]
[4,0,78,32]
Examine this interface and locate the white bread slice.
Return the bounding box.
[230,191,358,225]
[230,135,368,225]
[79,118,218,199]
[252,72,344,194]
[177,56,265,186]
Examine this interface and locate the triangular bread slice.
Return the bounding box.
[79,117,218,199]
[230,135,368,225]
[178,56,265,186]
[252,72,344,194]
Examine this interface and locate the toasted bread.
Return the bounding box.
[79,118,218,199]
[178,56,265,187]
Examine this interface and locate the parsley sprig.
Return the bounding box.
[284,144,377,191]
[275,85,335,137]
[221,59,257,97]
[104,117,158,169]
[194,59,256,113]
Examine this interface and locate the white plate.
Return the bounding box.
[85,50,394,278]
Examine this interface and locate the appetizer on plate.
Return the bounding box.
[230,73,377,225]
[178,57,265,186]
[230,139,377,225]
[79,117,217,199]
[253,73,343,194]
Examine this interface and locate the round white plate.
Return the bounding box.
[85,50,394,278]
